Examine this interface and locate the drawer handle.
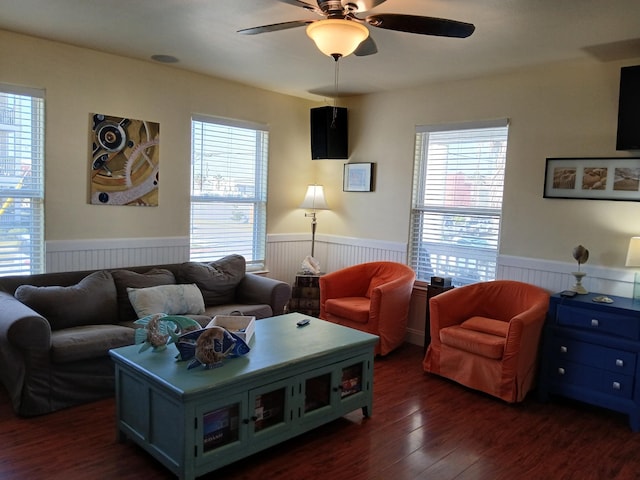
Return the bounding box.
[616,359,624,367]
[591,319,599,327]
[560,346,568,354]
[558,367,565,375]
[613,381,621,390]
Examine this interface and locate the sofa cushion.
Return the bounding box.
[127,283,206,318]
[50,324,135,363]
[324,297,371,324]
[177,255,245,306]
[440,325,505,359]
[112,268,176,322]
[14,271,118,330]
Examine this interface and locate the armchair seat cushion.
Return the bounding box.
[440,325,505,360]
[324,297,371,324]
[461,316,509,337]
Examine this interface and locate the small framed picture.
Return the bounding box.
[343,163,374,192]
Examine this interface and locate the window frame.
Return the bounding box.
[409,119,509,286]
[0,84,45,276]
[189,114,269,271]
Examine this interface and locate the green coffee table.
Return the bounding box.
[109,313,378,480]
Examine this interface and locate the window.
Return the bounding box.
[190,115,268,270]
[409,120,508,286]
[0,85,44,276]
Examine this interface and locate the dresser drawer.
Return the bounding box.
[549,361,635,399]
[556,304,640,340]
[551,337,636,375]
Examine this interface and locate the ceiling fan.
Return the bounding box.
[238,0,475,59]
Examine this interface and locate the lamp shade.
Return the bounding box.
[626,237,640,266]
[306,19,369,58]
[300,185,329,210]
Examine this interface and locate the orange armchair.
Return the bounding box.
[319,262,416,356]
[423,280,550,403]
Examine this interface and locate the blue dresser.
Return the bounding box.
[539,292,640,431]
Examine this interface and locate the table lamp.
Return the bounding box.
[625,236,640,302]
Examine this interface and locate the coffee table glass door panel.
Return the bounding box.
[300,354,372,430]
[249,378,294,441]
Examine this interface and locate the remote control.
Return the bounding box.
[296,318,310,327]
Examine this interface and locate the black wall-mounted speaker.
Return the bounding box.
[310,106,348,159]
[616,65,640,151]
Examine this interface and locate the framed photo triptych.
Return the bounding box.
[544,157,640,201]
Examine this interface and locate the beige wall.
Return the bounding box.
[3,28,640,272]
[0,29,318,242]
[320,57,640,270]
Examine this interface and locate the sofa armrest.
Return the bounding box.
[0,291,52,416]
[237,274,292,315]
[0,291,51,350]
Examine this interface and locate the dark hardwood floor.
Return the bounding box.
[3,343,640,480]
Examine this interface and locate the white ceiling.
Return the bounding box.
[2,0,640,100]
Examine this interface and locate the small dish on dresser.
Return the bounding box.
[592,295,614,303]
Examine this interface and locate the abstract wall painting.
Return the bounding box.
[90,113,160,206]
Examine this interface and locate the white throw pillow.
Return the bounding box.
[127,283,205,318]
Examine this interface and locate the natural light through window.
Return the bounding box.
[0,85,44,276]
[409,120,508,286]
[190,115,268,270]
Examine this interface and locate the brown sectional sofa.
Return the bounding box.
[0,254,291,416]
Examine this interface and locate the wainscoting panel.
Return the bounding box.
[266,233,408,284]
[497,254,634,299]
[44,235,635,349]
[45,237,190,272]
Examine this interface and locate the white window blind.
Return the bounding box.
[0,85,44,276]
[409,120,508,286]
[190,115,268,270]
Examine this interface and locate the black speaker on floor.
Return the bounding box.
[310,106,348,159]
[616,65,640,150]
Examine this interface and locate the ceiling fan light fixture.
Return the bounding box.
[306,19,369,58]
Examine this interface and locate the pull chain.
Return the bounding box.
[331,56,340,127]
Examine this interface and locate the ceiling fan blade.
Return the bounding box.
[347,0,387,12]
[238,20,313,35]
[354,36,378,56]
[278,0,323,15]
[366,13,475,38]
